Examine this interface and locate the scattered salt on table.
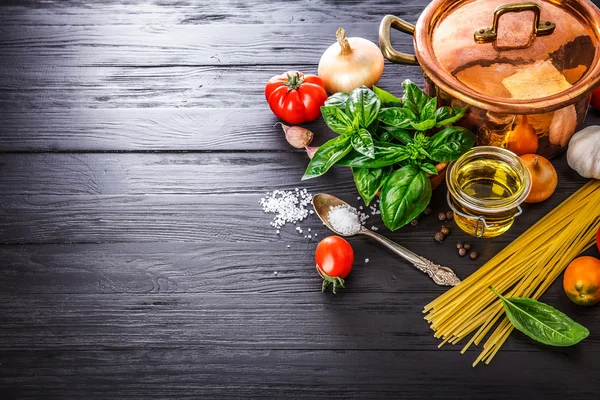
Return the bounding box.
[259,188,312,230]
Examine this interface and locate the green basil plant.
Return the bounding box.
[302,80,476,231]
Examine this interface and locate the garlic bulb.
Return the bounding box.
[318,28,384,93]
[566,125,600,179]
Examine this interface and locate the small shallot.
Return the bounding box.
[277,123,313,149]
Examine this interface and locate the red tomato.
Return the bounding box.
[591,87,600,110]
[265,71,328,124]
[315,236,354,294]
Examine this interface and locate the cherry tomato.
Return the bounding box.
[563,256,600,306]
[590,86,600,110]
[315,236,354,294]
[265,71,328,125]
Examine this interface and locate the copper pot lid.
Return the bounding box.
[414,0,600,114]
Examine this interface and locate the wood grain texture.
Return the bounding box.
[0,0,424,25]
[0,65,424,109]
[0,23,416,67]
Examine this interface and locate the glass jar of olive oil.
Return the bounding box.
[446,146,531,238]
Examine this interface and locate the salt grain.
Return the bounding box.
[260,188,312,229]
[371,226,378,231]
[327,205,368,235]
[365,258,370,263]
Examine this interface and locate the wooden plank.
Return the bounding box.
[2,107,599,152]
[0,290,598,353]
[0,0,423,26]
[0,154,587,244]
[0,348,596,399]
[0,23,416,67]
[0,65,423,109]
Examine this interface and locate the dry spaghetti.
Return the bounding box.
[424,180,600,366]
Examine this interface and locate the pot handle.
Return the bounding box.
[378,15,419,66]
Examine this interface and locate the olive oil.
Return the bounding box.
[447,147,531,238]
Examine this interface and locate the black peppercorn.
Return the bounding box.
[438,212,446,221]
[434,232,445,242]
[410,219,419,227]
[463,243,472,251]
[458,248,467,257]
[423,206,432,216]
[440,225,450,236]
[469,251,478,260]
[456,242,463,250]
[446,211,454,220]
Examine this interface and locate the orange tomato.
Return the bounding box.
[563,256,600,306]
[506,115,538,156]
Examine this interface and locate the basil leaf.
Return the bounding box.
[434,106,467,127]
[401,79,431,116]
[302,135,352,180]
[352,167,392,206]
[320,106,353,135]
[378,107,418,129]
[338,141,408,168]
[490,287,589,347]
[324,92,349,110]
[428,126,476,162]
[420,97,437,122]
[379,130,393,143]
[346,86,381,129]
[410,118,436,131]
[380,166,431,231]
[380,127,412,144]
[420,162,438,175]
[373,86,402,107]
[350,128,375,159]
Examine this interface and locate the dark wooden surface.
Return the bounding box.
[1,1,600,398]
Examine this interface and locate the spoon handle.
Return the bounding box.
[361,229,460,287]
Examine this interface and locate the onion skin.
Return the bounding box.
[520,154,558,203]
[318,28,384,94]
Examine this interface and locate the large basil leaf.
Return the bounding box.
[338,141,408,168]
[352,167,392,206]
[373,86,402,107]
[428,126,476,162]
[320,106,353,135]
[491,288,589,347]
[350,128,375,159]
[378,107,418,129]
[302,135,352,180]
[346,86,381,129]
[420,97,437,121]
[380,166,431,231]
[410,118,436,131]
[324,92,349,110]
[434,106,467,127]
[401,80,430,116]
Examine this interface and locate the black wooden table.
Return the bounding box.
[1,1,600,398]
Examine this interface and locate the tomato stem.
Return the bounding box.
[317,265,345,294]
[284,73,304,91]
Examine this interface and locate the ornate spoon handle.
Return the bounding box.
[360,229,461,287]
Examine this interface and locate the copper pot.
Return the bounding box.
[379,0,600,159]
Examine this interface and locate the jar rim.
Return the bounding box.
[446,146,531,214]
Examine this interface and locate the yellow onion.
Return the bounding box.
[318,28,384,93]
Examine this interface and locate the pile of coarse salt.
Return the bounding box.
[327,204,369,235]
[259,188,313,229]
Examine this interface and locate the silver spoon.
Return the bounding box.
[312,193,460,287]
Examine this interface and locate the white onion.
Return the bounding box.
[318,28,384,94]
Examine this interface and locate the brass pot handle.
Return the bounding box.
[474,2,555,49]
[378,15,419,65]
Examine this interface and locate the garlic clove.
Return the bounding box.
[277,123,314,149]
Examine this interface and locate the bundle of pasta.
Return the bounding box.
[424,180,600,366]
